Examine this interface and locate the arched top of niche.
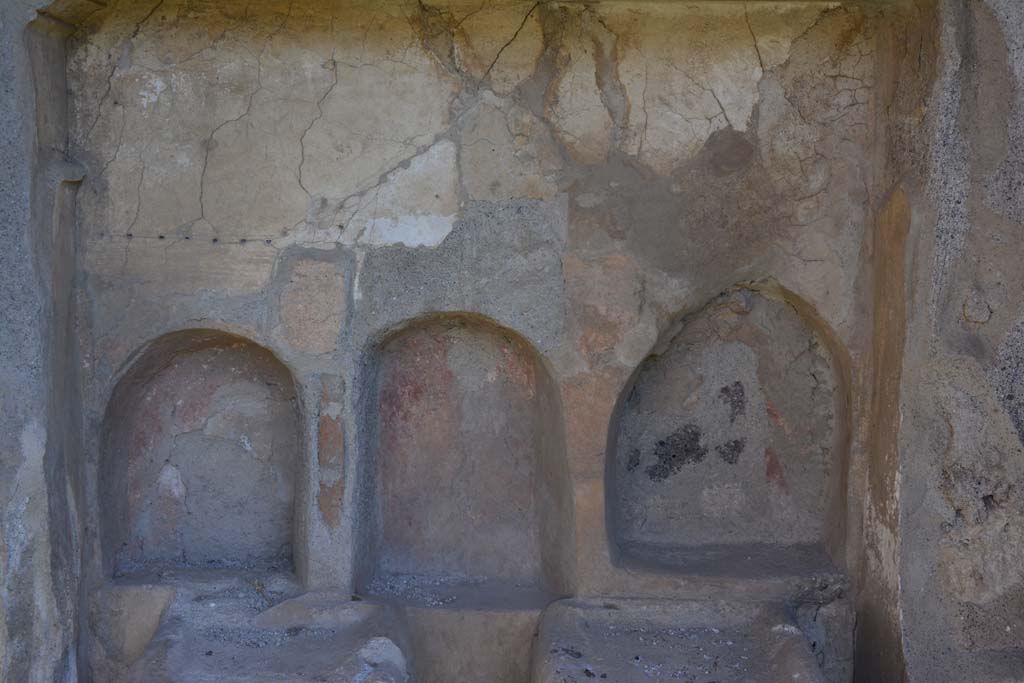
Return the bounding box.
[105,327,292,396]
[605,283,851,579]
[99,328,301,578]
[365,312,558,375]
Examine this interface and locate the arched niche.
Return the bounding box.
[99,329,301,577]
[358,314,573,602]
[606,287,849,578]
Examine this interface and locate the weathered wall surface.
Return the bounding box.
[10,0,1024,680]
[368,316,569,591]
[610,288,841,575]
[1,3,85,681]
[899,0,1024,679]
[57,2,935,676]
[66,0,878,529]
[102,338,299,573]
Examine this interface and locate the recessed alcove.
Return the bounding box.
[99,330,300,576]
[607,288,847,578]
[358,314,573,606]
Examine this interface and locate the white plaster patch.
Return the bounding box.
[3,419,63,680]
[5,421,47,574]
[341,140,459,248]
[139,75,166,107]
[156,464,186,499]
[358,637,406,669]
[360,213,455,248]
[615,308,658,368]
[352,249,366,301]
[323,401,343,420]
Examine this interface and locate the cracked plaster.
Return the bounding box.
[9,0,1016,679]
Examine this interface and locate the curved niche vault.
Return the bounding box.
[362,315,573,601]
[100,330,300,575]
[608,289,844,577]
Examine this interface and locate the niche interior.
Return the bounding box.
[360,314,573,604]
[99,330,300,576]
[607,288,847,578]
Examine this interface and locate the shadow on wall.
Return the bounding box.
[606,283,852,579]
[98,329,301,578]
[356,313,575,603]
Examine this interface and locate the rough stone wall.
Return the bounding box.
[899,0,1024,679]
[1,4,85,681]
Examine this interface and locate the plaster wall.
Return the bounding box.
[57,3,925,678]
[5,0,1024,680]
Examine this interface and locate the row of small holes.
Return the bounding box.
[123,233,273,245]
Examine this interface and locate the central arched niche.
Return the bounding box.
[359,314,573,602]
[99,330,300,576]
[607,288,846,577]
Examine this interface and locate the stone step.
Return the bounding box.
[532,598,827,683]
[96,572,411,682]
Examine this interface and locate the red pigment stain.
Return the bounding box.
[126,393,166,513]
[172,378,217,431]
[318,418,344,470]
[379,334,445,424]
[378,331,456,458]
[317,382,346,529]
[127,390,164,458]
[500,343,536,397]
[764,447,788,493]
[765,401,794,437]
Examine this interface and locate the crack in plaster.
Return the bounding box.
[85,0,167,141]
[478,2,539,85]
